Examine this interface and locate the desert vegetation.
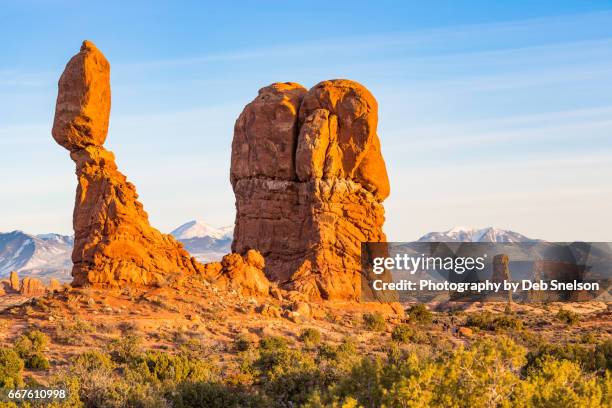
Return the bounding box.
[0,301,609,408]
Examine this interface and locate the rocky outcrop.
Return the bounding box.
[492,254,511,282]
[492,254,512,302]
[9,271,19,292]
[52,41,200,287]
[19,277,46,297]
[231,80,390,301]
[199,250,271,297]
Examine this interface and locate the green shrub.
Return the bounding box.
[74,350,115,372]
[300,328,322,348]
[129,350,216,384]
[557,309,580,325]
[466,311,523,332]
[110,333,143,363]
[363,312,385,332]
[407,303,433,325]
[259,336,289,351]
[13,329,51,370]
[26,353,50,370]
[391,324,428,344]
[54,319,94,345]
[234,334,254,352]
[0,348,24,388]
[172,381,267,408]
[526,339,611,373]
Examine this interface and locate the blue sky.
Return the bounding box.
[1,1,612,241]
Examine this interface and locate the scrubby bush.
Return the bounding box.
[527,339,612,373]
[362,312,385,331]
[129,350,216,384]
[27,353,50,370]
[234,333,254,352]
[172,381,267,408]
[557,308,580,325]
[300,328,322,348]
[466,311,523,332]
[13,329,51,370]
[110,333,143,363]
[0,348,24,388]
[407,303,433,324]
[74,350,115,372]
[54,319,94,345]
[391,324,428,344]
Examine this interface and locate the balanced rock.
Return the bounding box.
[231,80,390,301]
[20,277,46,297]
[52,41,200,286]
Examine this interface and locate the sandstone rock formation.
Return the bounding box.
[199,249,271,297]
[492,254,512,303]
[52,41,200,286]
[19,277,46,297]
[231,80,390,301]
[9,271,19,292]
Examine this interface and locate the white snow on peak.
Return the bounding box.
[418,227,536,243]
[170,220,233,240]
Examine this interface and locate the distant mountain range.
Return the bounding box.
[1,224,536,282]
[418,226,538,243]
[0,231,73,282]
[170,220,233,263]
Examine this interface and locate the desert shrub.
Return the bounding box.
[54,319,94,345]
[74,350,115,372]
[110,333,143,363]
[259,336,289,351]
[300,328,322,348]
[407,303,433,324]
[466,311,523,332]
[128,350,217,384]
[518,358,605,407]
[171,381,267,408]
[391,324,428,344]
[363,312,385,331]
[234,333,253,352]
[253,337,321,406]
[14,329,49,355]
[526,339,611,373]
[0,348,24,388]
[26,353,50,370]
[557,308,580,325]
[14,329,51,370]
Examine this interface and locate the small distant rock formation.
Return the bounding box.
[10,271,20,291]
[19,277,46,297]
[492,254,512,303]
[231,80,390,301]
[52,41,200,286]
[199,249,271,297]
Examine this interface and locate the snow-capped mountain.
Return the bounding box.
[171,220,233,240]
[0,231,73,282]
[418,226,538,243]
[171,220,233,262]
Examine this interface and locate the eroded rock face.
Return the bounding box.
[52,41,200,286]
[231,80,390,301]
[20,277,46,297]
[199,249,271,297]
[9,271,19,292]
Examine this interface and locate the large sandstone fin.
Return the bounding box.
[231,79,391,301]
